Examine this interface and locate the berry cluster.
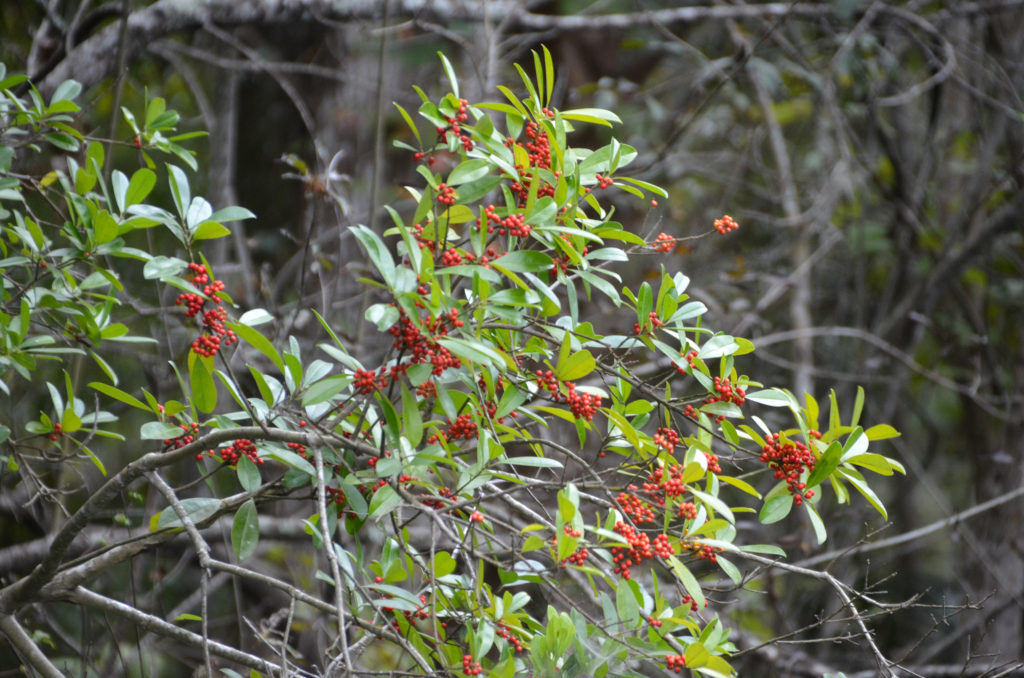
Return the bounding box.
[48,423,63,442]
[653,427,680,454]
[709,377,745,407]
[616,488,657,524]
[470,510,485,523]
[534,371,600,419]
[496,621,525,653]
[166,422,199,451]
[611,521,652,580]
[461,654,482,676]
[680,593,706,613]
[760,432,816,505]
[477,205,534,238]
[505,121,555,206]
[594,173,614,189]
[387,309,463,377]
[610,525,676,580]
[208,438,262,467]
[713,214,739,234]
[634,311,664,335]
[437,182,457,207]
[675,350,699,375]
[565,382,601,421]
[439,247,464,266]
[647,615,663,628]
[555,524,589,567]
[437,97,473,152]
[666,654,687,672]
[429,413,478,444]
[353,368,387,395]
[652,232,675,253]
[176,263,236,357]
[679,538,722,563]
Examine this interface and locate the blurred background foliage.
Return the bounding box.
[2,0,1023,674]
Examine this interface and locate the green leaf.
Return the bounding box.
[498,456,564,469]
[669,557,704,607]
[560,108,622,127]
[805,440,843,488]
[89,382,151,411]
[438,51,460,99]
[265,446,315,476]
[369,484,402,520]
[437,337,507,369]
[208,206,255,222]
[805,501,827,545]
[864,423,900,440]
[302,375,351,407]
[448,159,490,185]
[125,168,156,208]
[190,357,217,414]
[167,164,191,219]
[741,543,787,557]
[153,497,222,530]
[492,250,552,273]
[141,421,187,440]
[745,388,798,408]
[231,499,260,561]
[401,382,423,447]
[236,453,262,493]
[229,323,284,372]
[556,350,595,381]
[352,225,395,287]
[192,221,231,240]
[758,482,794,524]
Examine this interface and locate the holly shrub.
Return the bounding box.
[0,50,903,677]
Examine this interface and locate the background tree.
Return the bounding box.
[1,1,1023,676]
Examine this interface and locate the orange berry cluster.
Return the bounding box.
[713,214,739,234]
[760,432,816,505]
[653,232,675,253]
[653,427,680,453]
[680,539,722,563]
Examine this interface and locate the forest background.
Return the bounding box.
[1,1,1023,676]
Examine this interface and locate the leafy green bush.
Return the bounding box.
[0,50,902,677]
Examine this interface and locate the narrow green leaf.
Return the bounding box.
[190,357,217,414]
[231,499,260,561]
[90,382,151,411]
